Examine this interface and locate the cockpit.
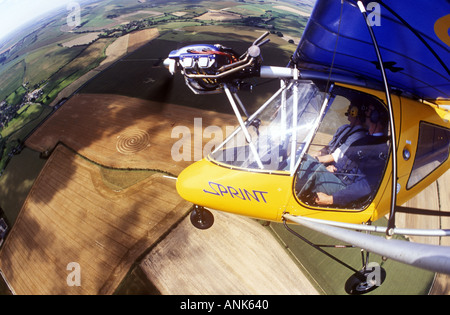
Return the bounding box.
[210,81,324,173]
[208,80,391,209]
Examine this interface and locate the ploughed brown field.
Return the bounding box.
[0,93,320,294]
[26,93,235,174]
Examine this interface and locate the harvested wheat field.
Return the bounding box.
[48,28,160,107]
[0,144,191,294]
[397,169,450,294]
[195,10,242,21]
[128,28,159,53]
[141,211,319,295]
[26,93,235,175]
[1,92,322,295]
[4,90,448,295]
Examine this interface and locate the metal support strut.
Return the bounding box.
[357,1,398,235]
[282,218,359,274]
[223,84,264,169]
[284,214,450,275]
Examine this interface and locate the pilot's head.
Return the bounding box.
[345,103,366,125]
[365,103,389,134]
[365,103,388,127]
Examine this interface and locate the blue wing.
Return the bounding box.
[293,0,450,102]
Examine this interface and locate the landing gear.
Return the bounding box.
[190,205,214,230]
[345,265,386,295]
[345,250,386,295]
[283,218,386,295]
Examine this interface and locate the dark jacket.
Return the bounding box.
[332,134,390,206]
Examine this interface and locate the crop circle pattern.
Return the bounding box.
[116,129,150,155]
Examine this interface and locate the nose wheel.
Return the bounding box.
[190,205,214,230]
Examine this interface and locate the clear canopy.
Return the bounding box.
[210,81,325,173]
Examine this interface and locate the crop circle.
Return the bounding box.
[116,129,150,155]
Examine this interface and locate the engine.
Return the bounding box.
[164,32,270,94]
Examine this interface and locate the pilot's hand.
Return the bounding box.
[315,192,333,205]
[326,165,337,173]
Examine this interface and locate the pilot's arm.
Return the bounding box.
[315,176,371,206]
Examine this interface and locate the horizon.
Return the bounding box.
[0,0,75,42]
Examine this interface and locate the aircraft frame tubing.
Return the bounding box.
[291,216,450,237]
[284,214,450,275]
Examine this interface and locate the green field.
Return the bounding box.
[269,221,435,295]
[0,61,26,102]
[0,0,312,220]
[0,148,47,225]
[39,38,114,105]
[0,104,52,171]
[0,104,51,139]
[23,45,86,89]
[0,0,437,295]
[0,0,307,112]
[80,25,296,116]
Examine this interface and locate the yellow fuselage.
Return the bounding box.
[176,84,450,224]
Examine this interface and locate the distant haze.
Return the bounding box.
[0,0,74,41]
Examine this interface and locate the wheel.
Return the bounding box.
[190,206,214,230]
[345,265,386,295]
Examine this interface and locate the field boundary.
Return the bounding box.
[0,144,192,294]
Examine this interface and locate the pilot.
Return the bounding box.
[315,101,368,165]
[296,103,390,207]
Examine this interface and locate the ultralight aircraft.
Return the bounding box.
[163,0,450,293]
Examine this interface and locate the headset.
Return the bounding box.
[369,105,388,125]
[345,103,367,123]
[347,105,359,118]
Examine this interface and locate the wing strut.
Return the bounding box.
[284,214,450,275]
[223,84,264,169]
[356,1,398,235]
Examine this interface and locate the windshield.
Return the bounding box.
[210,81,324,173]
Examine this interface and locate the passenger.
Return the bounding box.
[296,103,389,207]
[315,102,368,165]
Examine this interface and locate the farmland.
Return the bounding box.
[0,0,318,295]
[0,0,308,174]
[0,0,310,105]
[0,0,445,296]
